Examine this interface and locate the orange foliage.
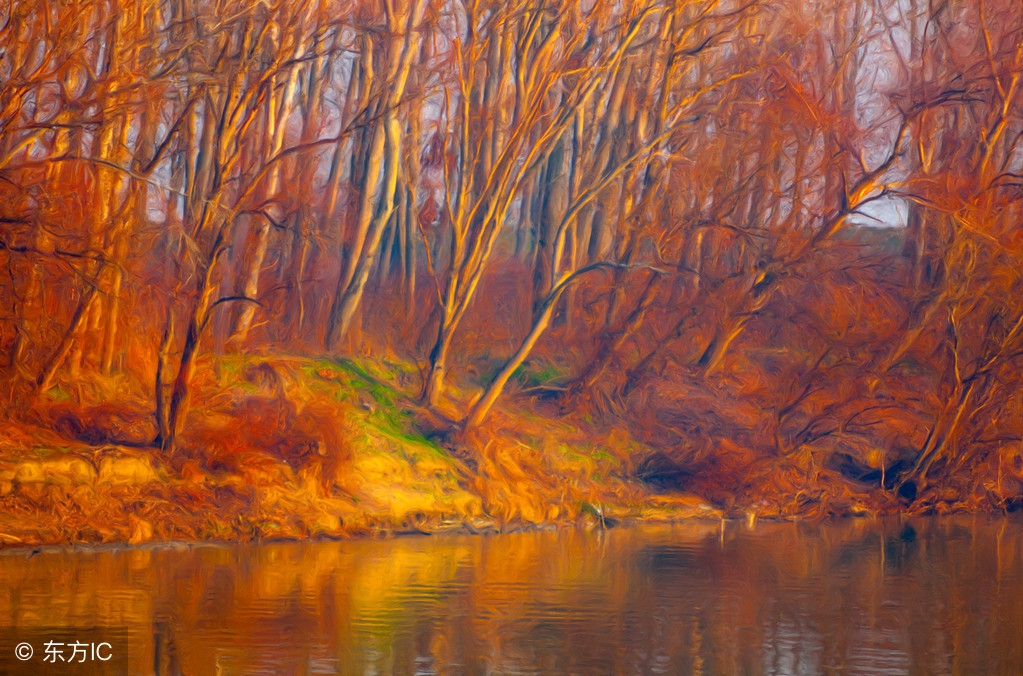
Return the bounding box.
[2,0,1023,548]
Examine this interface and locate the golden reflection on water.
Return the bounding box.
[1,516,1022,674]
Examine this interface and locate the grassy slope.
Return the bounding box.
[0,354,717,548]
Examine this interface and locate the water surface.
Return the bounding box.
[2,516,1022,674]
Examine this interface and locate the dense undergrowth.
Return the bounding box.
[0,354,717,548]
[3,347,1017,550]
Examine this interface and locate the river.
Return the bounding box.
[1,515,1021,674]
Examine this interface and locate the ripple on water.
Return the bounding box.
[0,516,1021,674]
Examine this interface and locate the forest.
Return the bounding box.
[1,0,1022,546]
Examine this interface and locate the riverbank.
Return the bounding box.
[0,354,723,548]
[0,353,1011,549]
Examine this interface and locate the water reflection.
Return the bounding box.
[1,516,1022,674]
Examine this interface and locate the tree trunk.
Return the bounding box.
[424,316,457,408]
[325,0,425,349]
[100,230,129,374]
[325,118,387,349]
[163,253,222,452]
[232,22,312,341]
[36,287,99,393]
[532,138,567,318]
[404,183,417,318]
[329,115,403,344]
[467,291,561,428]
[154,304,176,446]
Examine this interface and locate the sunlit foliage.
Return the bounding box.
[2,0,1023,538]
